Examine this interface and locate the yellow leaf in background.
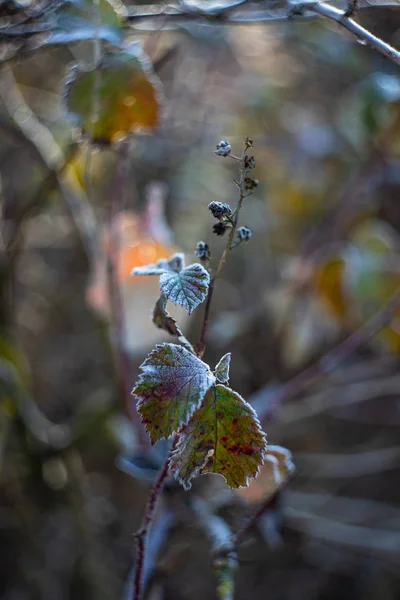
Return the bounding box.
[313,256,348,325]
[65,44,163,144]
[236,445,294,504]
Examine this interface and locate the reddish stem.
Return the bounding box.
[133,441,175,600]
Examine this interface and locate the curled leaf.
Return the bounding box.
[153,295,183,337]
[214,353,231,383]
[133,343,215,443]
[132,253,185,277]
[64,43,162,143]
[169,384,267,490]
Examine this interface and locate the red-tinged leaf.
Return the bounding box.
[133,343,215,443]
[64,43,162,144]
[214,353,231,383]
[153,294,183,337]
[169,384,267,490]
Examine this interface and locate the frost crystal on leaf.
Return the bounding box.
[132,253,185,276]
[153,295,183,337]
[214,353,231,383]
[132,253,208,314]
[132,343,215,443]
[169,384,267,490]
[160,263,210,314]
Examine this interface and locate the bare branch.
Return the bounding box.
[302,1,400,65]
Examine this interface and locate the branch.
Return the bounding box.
[132,441,176,600]
[253,284,400,423]
[301,1,400,66]
[197,140,251,356]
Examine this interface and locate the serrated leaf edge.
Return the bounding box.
[169,384,268,490]
[160,263,210,314]
[132,343,216,441]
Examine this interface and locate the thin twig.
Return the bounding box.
[255,283,400,423]
[302,1,400,66]
[108,145,148,446]
[133,439,176,600]
[197,143,249,355]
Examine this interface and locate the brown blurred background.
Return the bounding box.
[1,2,400,599]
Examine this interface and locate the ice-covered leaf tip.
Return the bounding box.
[214,353,231,383]
[64,43,162,143]
[132,343,215,443]
[169,384,267,490]
[133,253,210,314]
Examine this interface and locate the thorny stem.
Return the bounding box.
[133,439,177,600]
[197,142,250,356]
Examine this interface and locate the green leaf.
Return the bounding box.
[133,343,215,443]
[169,384,267,490]
[160,263,210,314]
[153,295,183,337]
[214,353,231,383]
[133,253,210,314]
[64,43,162,143]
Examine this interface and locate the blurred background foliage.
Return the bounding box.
[1,1,400,599]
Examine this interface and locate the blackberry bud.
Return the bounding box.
[215,140,231,157]
[213,222,227,236]
[237,226,252,241]
[244,177,259,191]
[195,241,210,261]
[244,155,256,170]
[208,201,232,220]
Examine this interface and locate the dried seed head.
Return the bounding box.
[215,140,231,157]
[237,226,252,242]
[208,201,232,220]
[244,155,256,170]
[213,222,227,236]
[244,137,254,149]
[244,177,259,191]
[195,241,211,261]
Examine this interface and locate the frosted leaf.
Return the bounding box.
[132,253,185,276]
[214,353,231,383]
[152,294,183,337]
[160,263,210,314]
[133,343,215,443]
[169,384,267,490]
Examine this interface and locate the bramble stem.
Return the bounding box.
[132,440,176,600]
[197,142,250,355]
